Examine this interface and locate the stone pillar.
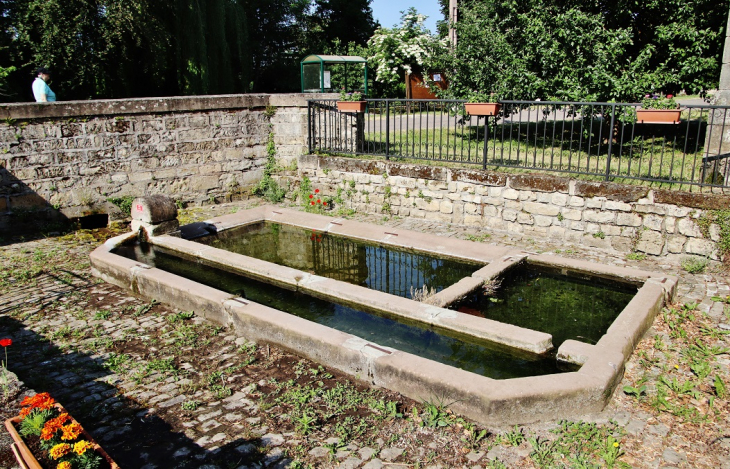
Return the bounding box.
[704,8,730,185]
[130,195,179,239]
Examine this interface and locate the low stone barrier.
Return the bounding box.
[285,155,730,260]
[0,93,331,232]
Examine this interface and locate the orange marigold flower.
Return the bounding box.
[46,413,71,428]
[21,392,56,412]
[61,422,83,441]
[57,462,72,469]
[49,443,71,460]
[73,440,94,455]
[41,424,59,440]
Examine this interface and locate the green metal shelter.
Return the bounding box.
[300,55,368,95]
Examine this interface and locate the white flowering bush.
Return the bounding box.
[367,8,446,97]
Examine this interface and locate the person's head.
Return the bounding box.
[36,67,51,81]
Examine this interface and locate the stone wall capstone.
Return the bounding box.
[285,155,730,260]
[0,93,329,232]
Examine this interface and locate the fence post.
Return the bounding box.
[307,101,312,154]
[385,100,390,160]
[605,103,616,181]
[482,116,488,170]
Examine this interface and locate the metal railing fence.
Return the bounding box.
[307,98,730,189]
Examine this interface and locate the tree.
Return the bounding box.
[367,8,446,98]
[0,0,379,100]
[310,0,378,50]
[434,0,727,102]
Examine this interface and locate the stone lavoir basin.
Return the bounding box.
[91,204,677,426]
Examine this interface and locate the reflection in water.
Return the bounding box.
[453,264,637,347]
[195,222,480,298]
[114,243,567,379]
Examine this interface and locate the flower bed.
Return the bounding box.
[4,393,118,469]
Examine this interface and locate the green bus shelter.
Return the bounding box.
[300,54,368,95]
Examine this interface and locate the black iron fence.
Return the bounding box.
[307,98,730,189]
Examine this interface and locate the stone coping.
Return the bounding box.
[0,93,338,120]
[89,206,679,425]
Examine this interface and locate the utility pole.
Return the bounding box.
[449,0,457,46]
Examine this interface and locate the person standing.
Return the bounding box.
[32,67,56,102]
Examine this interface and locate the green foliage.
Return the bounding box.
[1,0,377,99]
[622,384,648,399]
[626,252,646,261]
[502,425,525,447]
[421,398,459,428]
[19,409,54,437]
[367,8,445,98]
[680,256,708,273]
[253,129,286,203]
[640,94,679,110]
[107,196,135,217]
[338,90,363,101]
[181,400,199,410]
[698,209,730,262]
[433,0,724,103]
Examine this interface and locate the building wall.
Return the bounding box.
[290,155,730,260]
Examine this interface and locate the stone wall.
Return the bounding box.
[0,93,328,232]
[289,155,730,260]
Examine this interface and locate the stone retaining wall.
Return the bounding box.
[289,155,730,260]
[0,93,328,232]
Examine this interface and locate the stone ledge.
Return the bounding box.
[0,93,331,120]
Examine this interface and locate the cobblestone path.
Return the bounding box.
[0,201,728,468]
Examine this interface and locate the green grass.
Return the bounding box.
[322,107,717,190]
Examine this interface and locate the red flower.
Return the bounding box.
[323,202,328,206]
[317,199,321,204]
[311,201,315,206]
[309,194,313,199]
[0,338,10,347]
[667,94,673,99]
[315,189,320,193]
[317,238,321,242]
[310,236,315,241]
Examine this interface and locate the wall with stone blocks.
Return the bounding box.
[0,93,326,232]
[289,155,730,260]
